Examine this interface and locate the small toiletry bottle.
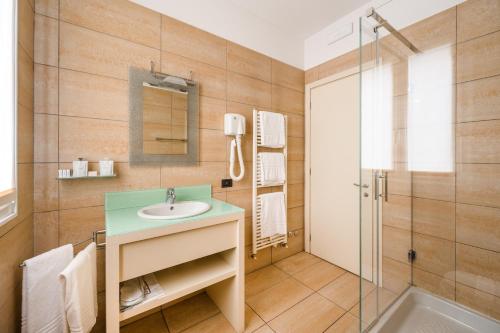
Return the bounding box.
[99,158,114,176]
[73,158,88,177]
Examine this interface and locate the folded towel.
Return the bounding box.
[60,243,98,333]
[259,111,285,148]
[258,152,285,185]
[22,244,73,333]
[259,192,287,238]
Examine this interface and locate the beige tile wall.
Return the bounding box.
[0,0,35,331]
[306,0,500,320]
[33,0,305,305]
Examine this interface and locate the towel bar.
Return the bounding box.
[19,229,106,267]
[252,109,288,256]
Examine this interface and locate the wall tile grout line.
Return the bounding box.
[159,13,164,189]
[455,281,500,298]
[51,65,129,83]
[25,0,34,13]
[18,41,34,62]
[56,0,61,249]
[457,118,500,125]
[457,72,500,85]
[456,27,500,46]
[56,113,129,123]
[456,71,500,85]
[454,6,458,300]
[55,16,163,52]
[455,241,499,255]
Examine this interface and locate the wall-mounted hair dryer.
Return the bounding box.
[224,113,245,181]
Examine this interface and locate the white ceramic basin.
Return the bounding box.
[137,201,211,220]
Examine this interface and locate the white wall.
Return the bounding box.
[131,0,304,69]
[304,0,465,70]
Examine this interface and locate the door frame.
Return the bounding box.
[304,65,383,282]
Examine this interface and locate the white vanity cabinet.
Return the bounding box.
[104,188,245,333]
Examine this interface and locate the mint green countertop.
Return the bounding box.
[105,185,244,237]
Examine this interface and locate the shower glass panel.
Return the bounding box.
[359,8,457,330]
[358,13,416,330]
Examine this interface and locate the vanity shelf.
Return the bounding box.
[119,254,236,321]
[56,174,117,180]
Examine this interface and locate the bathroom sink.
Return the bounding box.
[138,201,211,220]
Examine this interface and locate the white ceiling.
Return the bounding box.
[228,0,371,39]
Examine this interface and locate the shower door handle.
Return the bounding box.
[375,172,388,202]
[380,172,388,202]
[384,172,388,201]
[353,183,369,188]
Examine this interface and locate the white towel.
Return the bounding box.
[22,244,73,333]
[60,243,98,333]
[259,111,285,148]
[259,192,287,238]
[258,152,285,185]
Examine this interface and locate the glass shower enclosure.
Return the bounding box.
[358,8,456,331]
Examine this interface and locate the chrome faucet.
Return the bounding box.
[166,188,176,204]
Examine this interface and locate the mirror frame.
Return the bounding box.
[129,67,199,165]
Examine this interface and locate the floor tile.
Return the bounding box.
[245,304,265,333]
[318,273,375,310]
[292,260,346,291]
[181,313,236,333]
[246,277,313,322]
[246,265,289,298]
[273,252,321,275]
[324,312,360,333]
[253,325,274,333]
[162,293,219,333]
[350,287,398,324]
[268,293,345,333]
[121,312,169,333]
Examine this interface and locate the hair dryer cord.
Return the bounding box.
[229,135,245,181]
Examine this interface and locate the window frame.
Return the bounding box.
[0,0,18,227]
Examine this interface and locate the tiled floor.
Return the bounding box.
[119,252,398,333]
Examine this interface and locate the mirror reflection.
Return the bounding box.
[142,83,188,155]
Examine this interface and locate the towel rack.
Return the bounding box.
[19,230,106,267]
[252,109,288,258]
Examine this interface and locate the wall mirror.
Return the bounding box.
[129,66,199,164]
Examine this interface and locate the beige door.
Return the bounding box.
[309,73,373,281]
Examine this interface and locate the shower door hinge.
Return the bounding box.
[408,249,416,263]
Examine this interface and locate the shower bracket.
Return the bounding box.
[408,249,417,263]
[366,7,421,54]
